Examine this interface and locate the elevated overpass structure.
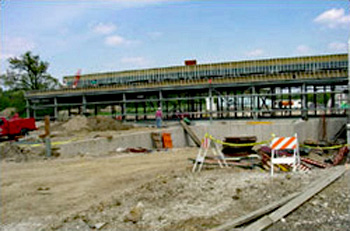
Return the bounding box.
[25,53,348,121]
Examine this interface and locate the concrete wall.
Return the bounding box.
[59,126,187,156]
[191,118,346,145]
[58,118,346,156]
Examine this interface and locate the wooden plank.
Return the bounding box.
[180,120,201,147]
[243,167,346,231]
[211,192,300,231]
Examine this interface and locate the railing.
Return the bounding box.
[26,69,348,97]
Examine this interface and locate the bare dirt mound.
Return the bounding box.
[62,116,90,132]
[61,116,133,133]
[88,116,133,131]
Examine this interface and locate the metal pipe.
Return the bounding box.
[347,38,350,144]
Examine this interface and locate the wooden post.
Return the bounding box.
[44,115,51,157]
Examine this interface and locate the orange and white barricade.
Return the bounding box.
[192,134,228,173]
[270,134,300,176]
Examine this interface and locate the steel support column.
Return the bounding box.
[94,105,98,116]
[252,86,257,119]
[135,102,138,121]
[54,97,58,120]
[26,100,30,118]
[209,86,213,122]
[82,95,87,115]
[33,106,37,119]
[302,84,308,120]
[122,93,126,121]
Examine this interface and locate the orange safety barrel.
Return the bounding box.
[162,133,173,149]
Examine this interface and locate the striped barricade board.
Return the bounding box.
[270,134,300,176]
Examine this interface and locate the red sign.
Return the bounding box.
[185,60,197,66]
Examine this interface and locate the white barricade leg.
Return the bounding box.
[192,137,230,172]
[292,151,296,172]
[192,138,210,173]
[271,149,275,176]
[212,143,228,168]
[198,139,210,172]
[192,147,203,172]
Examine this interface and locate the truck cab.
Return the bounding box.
[0,116,36,139]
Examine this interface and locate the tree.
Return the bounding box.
[0,51,59,90]
[0,90,26,117]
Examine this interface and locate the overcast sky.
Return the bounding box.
[1,0,349,81]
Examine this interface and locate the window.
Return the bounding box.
[0,119,4,126]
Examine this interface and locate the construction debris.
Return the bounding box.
[90,222,107,230]
[123,202,144,223]
[222,136,257,156]
[332,146,348,166]
[126,148,152,153]
[193,134,349,173]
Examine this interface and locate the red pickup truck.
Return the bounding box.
[0,114,37,139]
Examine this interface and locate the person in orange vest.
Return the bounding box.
[155,107,163,128]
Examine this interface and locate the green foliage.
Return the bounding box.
[0,51,60,117]
[0,90,26,117]
[0,51,59,91]
[0,88,11,110]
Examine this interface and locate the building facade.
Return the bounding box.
[26,53,348,121]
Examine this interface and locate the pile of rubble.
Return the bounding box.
[191,136,350,173]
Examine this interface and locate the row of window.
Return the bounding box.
[65,61,348,87]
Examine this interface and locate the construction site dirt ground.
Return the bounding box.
[1,147,349,231]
